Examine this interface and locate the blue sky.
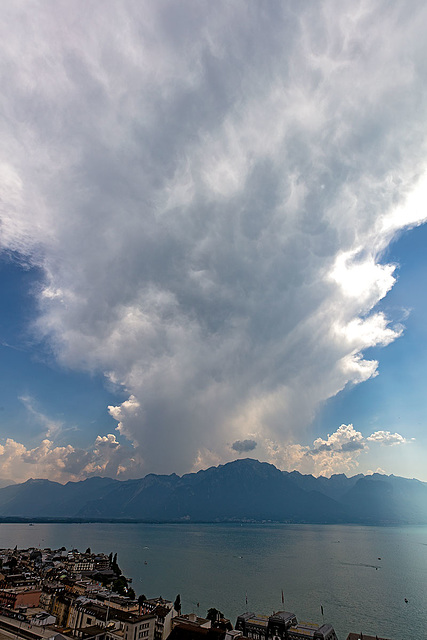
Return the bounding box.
[313,223,427,478]
[1,1,427,483]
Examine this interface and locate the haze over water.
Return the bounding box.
[0,523,425,639]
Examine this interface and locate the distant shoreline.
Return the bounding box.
[0,517,422,526]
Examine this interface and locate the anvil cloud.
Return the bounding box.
[1,1,427,480]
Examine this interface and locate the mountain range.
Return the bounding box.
[0,459,426,524]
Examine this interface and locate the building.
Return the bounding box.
[172,614,211,630]
[168,624,228,640]
[235,611,337,640]
[71,559,95,574]
[0,573,38,588]
[96,593,139,613]
[68,597,158,640]
[0,587,42,609]
[68,599,110,634]
[123,613,156,640]
[236,612,296,640]
[140,598,177,640]
[51,591,75,627]
[31,611,57,626]
[346,634,392,640]
[94,556,112,571]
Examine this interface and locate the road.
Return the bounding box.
[0,615,55,640]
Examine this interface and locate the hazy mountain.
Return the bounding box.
[76,460,344,522]
[339,473,427,523]
[0,479,64,516]
[0,459,425,524]
[0,479,15,490]
[0,476,118,518]
[285,470,363,500]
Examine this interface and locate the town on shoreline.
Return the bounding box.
[0,546,389,640]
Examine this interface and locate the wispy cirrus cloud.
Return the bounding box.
[19,395,63,439]
[0,1,427,477]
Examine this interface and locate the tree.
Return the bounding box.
[85,547,91,555]
[207,608,224,624]
[127,587,136,600]
[174,594,181,614]
[112,553,122,576]
[112,576,128,596]
[138,595,147,613]
[93,572,110,587]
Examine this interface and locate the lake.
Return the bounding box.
[0,523,426,640]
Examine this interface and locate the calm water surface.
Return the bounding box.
[0,523,426,640]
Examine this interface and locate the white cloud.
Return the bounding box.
[367,467,386,475]
[0,420,412,483]
[367,430,412,446]
[312,424,365,453]
[264,424,411,477]
[108,395,141,447]
[0,434,144,484]
[0,1,427,474]
[331,251,396,306]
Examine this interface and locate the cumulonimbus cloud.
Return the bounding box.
[1,1,427,477]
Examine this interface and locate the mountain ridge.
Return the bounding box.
[0,458,426,524]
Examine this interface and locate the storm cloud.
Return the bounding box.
[1,1,427,477]
[232,440,258,454]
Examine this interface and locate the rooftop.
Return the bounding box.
[346,634,392,640]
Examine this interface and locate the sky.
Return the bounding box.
[1,0,427,484]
